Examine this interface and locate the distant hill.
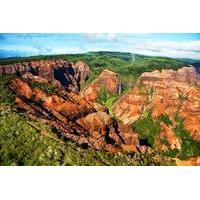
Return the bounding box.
[0,51,187,92]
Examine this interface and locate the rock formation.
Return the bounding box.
[81,69,120,102]
[9,72,138,152]
[113,66,200,147]
[0,59,90,93]
[2,57,200,158]
[74,61,90,90]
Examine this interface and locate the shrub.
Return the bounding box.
[97,86,118,116]
[0,75,15,106]
[0,52,187,165]
[158,114,173,126]
[173,116,200,159]
[162,114,200,159]
[27,80,58,96]
[132,111,161,147]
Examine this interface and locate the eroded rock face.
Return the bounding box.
[0,59,90,93]
[113,66,200,144]
[159,123,182,150]
[118,123,139,146]
[6,57,200,156]
[81,69,120,102]
[74,61,90,90]
[9,72,138,152]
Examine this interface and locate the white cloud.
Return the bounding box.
[84,33,118,42]
[125,40,200,59]
[1,34,200,59]
[50,47,84,54]
[83,34,200,59]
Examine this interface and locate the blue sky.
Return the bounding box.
[0,33,200,59]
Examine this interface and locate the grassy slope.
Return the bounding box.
[0,52,187,165]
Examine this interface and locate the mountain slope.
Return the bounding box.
[1,52,199,166]
[113,66,200,159]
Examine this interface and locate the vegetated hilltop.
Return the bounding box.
[0,51,186,92]
[0,52,199,166]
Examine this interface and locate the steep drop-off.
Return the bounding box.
[7,61,138,153]
[1,58,200,164]
[0,59,89,93]
[113,66,200,152]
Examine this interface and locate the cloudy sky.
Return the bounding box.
[0,33,200,59]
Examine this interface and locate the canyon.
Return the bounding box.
[0,59,200,164]
[113,66,200,149]
[2,60,139,153]
[0,59,90,93]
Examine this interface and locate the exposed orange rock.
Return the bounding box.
[11,79,94,120]
[118,123,139,146]
[11,78,33,99]
[121,144,137,153]
[74,61,90,90]
[112,87,148,124]
[81,69,120,102]
[77,111,122,150]
[92,102,108,113]
[0,59,90,93]
[9,72,137,152]
[159,123,182,150]
[113,66,200,143]
[7,58,200,158]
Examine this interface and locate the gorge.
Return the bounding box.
[0,53,200,165]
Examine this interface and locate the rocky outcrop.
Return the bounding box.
[5,57,200,157]
[9,72,138,152]
[113,66,200,145]
[74,61,90,90]
[159,123,182,150]
[81,69,120,102]
[176,156,200,166]
[0,59,90,93]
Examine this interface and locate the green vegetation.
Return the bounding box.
[173,115,200,159]
[0,75,15,107]
[132,111,200,159]
[0,109,173,166]
[132,111,161,147]
[158,114,173,126]
[97,86,118,116]
[27,79,58,96]
[45,52,186,92]
[0,110,173,166]
[0,51,186,92]
[159,114,200,159]
[0,74,173,166]
[0,52,196,165]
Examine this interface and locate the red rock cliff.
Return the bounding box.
[9,72,138,152]
[0,59,90,93]
[113,66,200,144]
[81,69,120,102]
